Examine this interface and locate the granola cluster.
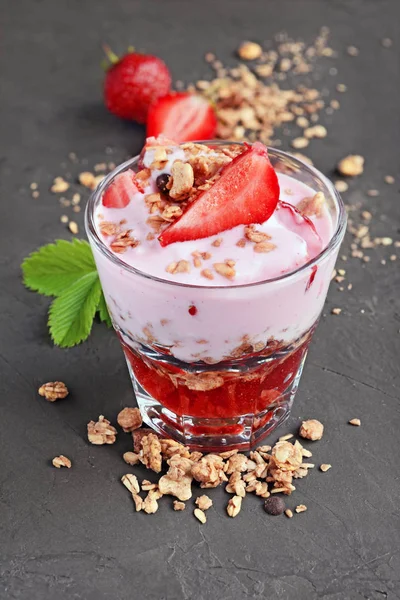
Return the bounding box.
[118,422,326,522]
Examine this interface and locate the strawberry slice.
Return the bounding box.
[275,201,323,259]
[147,92,217,143]
[158,143,279,246]
[102,169,141,208]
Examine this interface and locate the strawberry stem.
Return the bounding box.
[102,44,120,66]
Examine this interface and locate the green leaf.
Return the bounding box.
[48,271,102,347]
[97,292,112,328]
[22,239,96,297]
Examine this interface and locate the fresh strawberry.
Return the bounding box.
[138,134,179,169]
[103,46,171,123]
[158,143,279,246]
[147,93,217,143]
[275,201,323,258]
[102,170,141,208]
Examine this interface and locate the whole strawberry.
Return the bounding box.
[103,45,171,123]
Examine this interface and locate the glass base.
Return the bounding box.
[124,346,308,451]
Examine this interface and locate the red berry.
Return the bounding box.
[102,169,140,208]
[188,305,197,316]
[104,52,171,123]
[147,93,217,143]
[158,143,279,246]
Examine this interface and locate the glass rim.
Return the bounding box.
[85,141,347,290]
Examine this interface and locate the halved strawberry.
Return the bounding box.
[102,169,141,208]
[147,93,217,143]
[158,142,279,246]
[275,201,323,259]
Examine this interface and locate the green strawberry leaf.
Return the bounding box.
[97,292,112,328]
[22,239,96,297]
[48,271,102,347]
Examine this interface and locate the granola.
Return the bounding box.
[38,381,69,401]
[158,455,193,501]
[191,454,228,488]
[299,419,324,441]
[87,415,117,445]
[227,495,242,517]
[169,161,194,200]
[195,495,213,511]
[139,433,162,473]
[117,407,143,433]
[52,455,72,469]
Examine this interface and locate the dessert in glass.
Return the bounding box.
[85,137,346,450]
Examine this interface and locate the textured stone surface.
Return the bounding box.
[1,1,399,598]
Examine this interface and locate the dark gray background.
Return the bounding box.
[1,1,399,599]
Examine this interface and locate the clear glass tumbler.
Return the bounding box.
[85,144,346,450]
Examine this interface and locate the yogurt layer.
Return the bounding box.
[91,141,339,363]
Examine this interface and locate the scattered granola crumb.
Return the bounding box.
[336,83,347,93]
[237,41,262,60]
[304,125,327,139]
[334,180,348,193]
[331,307,342,315]
[212,238,222,247]
[38,381,69,401]
[295,504,307,513]
[279,433,294,442]
[285,509,293,518]
[123,452,140,466]
[195,495,213,511]
[194,508,207,523]
[68,221,79,235]
[320,464,332,472]
[384,175,395,184]
[87,415,117,445]
[291,137,309,149]
[52,455,72,469]
[132,494,143,512]
[337,155,364,177]
[227,495,242,517]
[367,189,379,197]
[121,473,140,494]
[32,190,40,199]
[347,45,359,56]
[299,419,324,441]
[51,177,69,193]
[140,433,162,473]
[349,418,361,426]
[117,407,143,432]
[60,215,69,224]
[173,501,186,511]
[78,171,96,189]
